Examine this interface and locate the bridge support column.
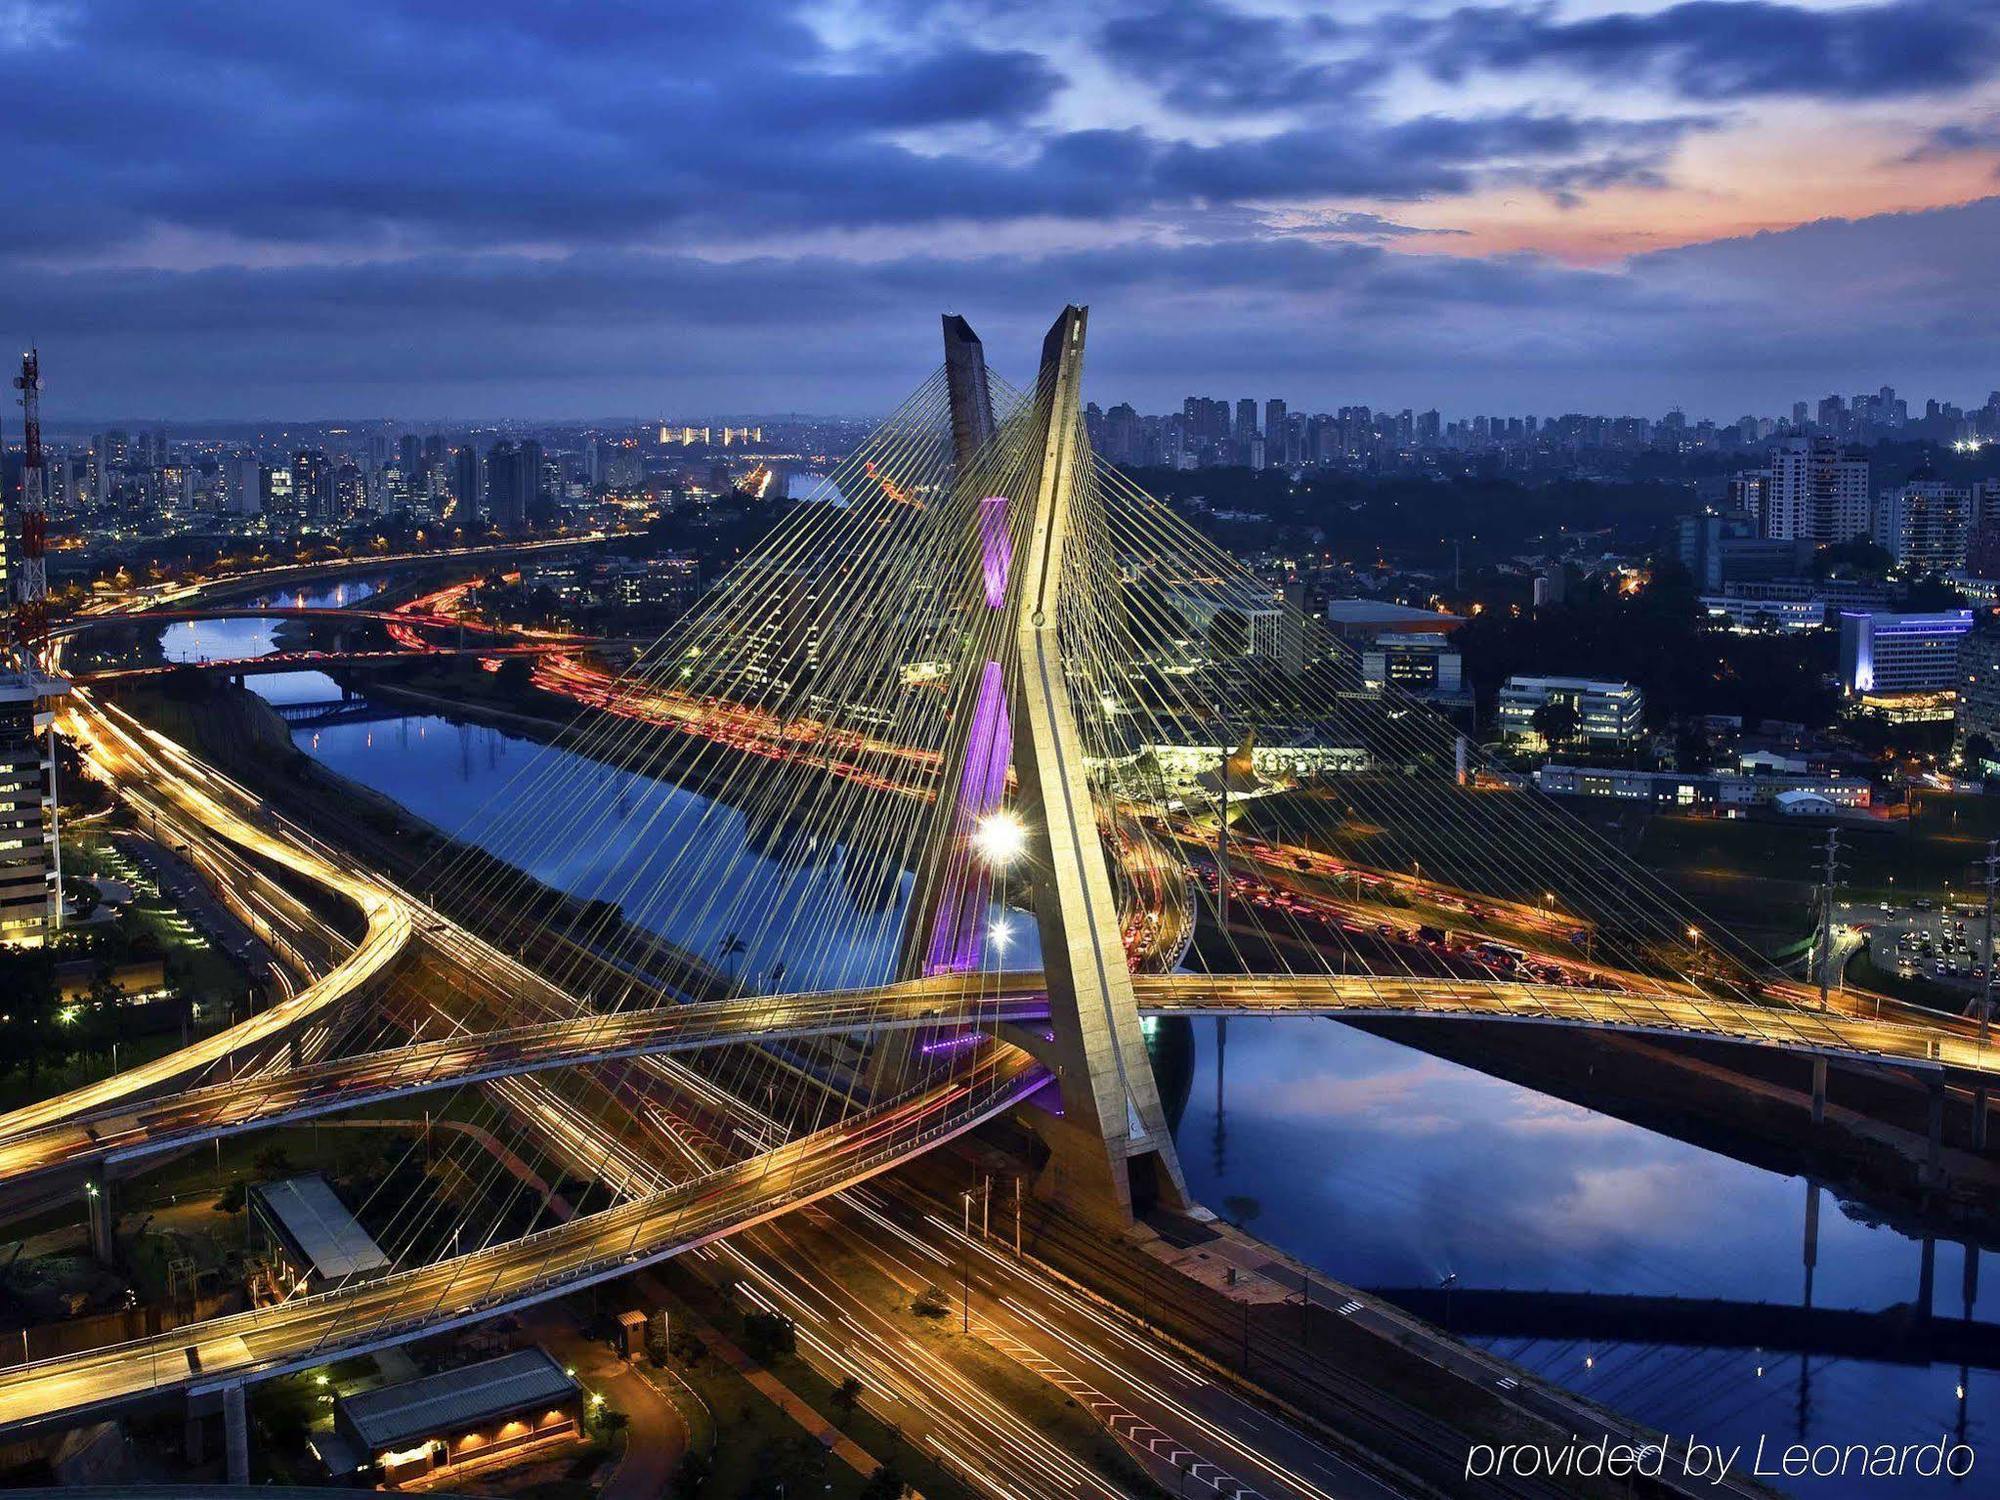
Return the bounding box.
[1007,308,1187,1226]
[184,1407,205,1466]
[1809,1055,1827,1126]
[1974,1085,1989,1153]
[1919,1237,1937,1322]
[85,1173,115,1265]
[223,1382,250,1486]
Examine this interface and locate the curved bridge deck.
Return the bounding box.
[0,1048,1043,1438]
[6,970,1991,1189]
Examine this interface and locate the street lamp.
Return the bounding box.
[972,811,1027,868]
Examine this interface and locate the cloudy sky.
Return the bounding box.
[7,0,2000,420]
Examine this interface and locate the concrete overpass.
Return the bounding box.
[6,968,1994,1190]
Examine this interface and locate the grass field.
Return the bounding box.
[1639,791,2000,918]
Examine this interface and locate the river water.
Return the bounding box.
[248,670,1992,1493]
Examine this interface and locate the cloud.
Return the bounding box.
[1416,1,2000,102]
[1903,112,2000,161]
[1097,0,1357,116]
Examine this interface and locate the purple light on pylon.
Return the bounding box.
[979,496,1011,609]
[924,661,1013,974]
[920,493,1019,976]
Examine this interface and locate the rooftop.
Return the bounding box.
[337,1348,580,1452]
[1324,599,1462,632]
[249,1174,390,1283]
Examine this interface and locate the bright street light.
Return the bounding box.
[988,918,1013,952]
[973,810,1028,868]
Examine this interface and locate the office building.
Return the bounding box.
[518,437,545,521]
[292,449,334,523]
[1956,625,2000,770]
[1838,609,1974,695]
[1498,676,1644,748]
[1359,635,1466,703]
[1535,762,1868,812]
[262,465,297,536]
[225,454,262,516]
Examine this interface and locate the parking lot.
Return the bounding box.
[1847,895,1993,996]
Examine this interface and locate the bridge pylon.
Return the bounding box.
[902,306,1187,1225]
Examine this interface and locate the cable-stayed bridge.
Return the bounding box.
[7,309,1991,1469]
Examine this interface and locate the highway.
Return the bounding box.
[9,960,1996,1190]
[2,690,413,1137]
[0,1046,1045,1437]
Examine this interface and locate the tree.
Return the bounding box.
[717,931,748,987]
[1529,700,1579,749]
[831,1375,864,1426]
[861,1463,909,1500]
[1966,733,1996,775]
[215,1180,248,1214]
[741,1309,795,1361]
[672,1452,712,1500]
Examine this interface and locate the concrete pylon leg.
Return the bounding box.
[1810,1056,1827,1126]
[223,1382,250,1486]
[184,1408,205,1466]
[85,1174,115,1265]
[1007,307,1186,1225]
[1974,1085,1989,1153]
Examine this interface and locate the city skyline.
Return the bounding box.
[3,1,1999,418]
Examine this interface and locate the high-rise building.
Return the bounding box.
[293,449,334,522]
[0,673,62,946]
[1765,437,1870,545]
[1262,400,1287,463]
[1873,463,1971,573]
[518,438,545,523]
[263,465,297,537]
[225,454,262,516]
[452,443,480,526]
[485,439,525,532]
[398,434,422,500]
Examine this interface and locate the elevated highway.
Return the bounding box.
[0,1046,1043,1439]
[5,967,1993,1188]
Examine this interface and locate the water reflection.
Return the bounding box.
[156,577,381,665]
[284,705,1038,995]
[1181,1016,1991,1493]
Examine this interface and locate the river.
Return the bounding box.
[254,672,1992,1493]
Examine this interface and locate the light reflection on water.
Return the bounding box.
[1180,1016,1991,1495]
[156,577,382,665]
[276,697,1037,995]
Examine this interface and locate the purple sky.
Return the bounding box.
[7,0,2000,421]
